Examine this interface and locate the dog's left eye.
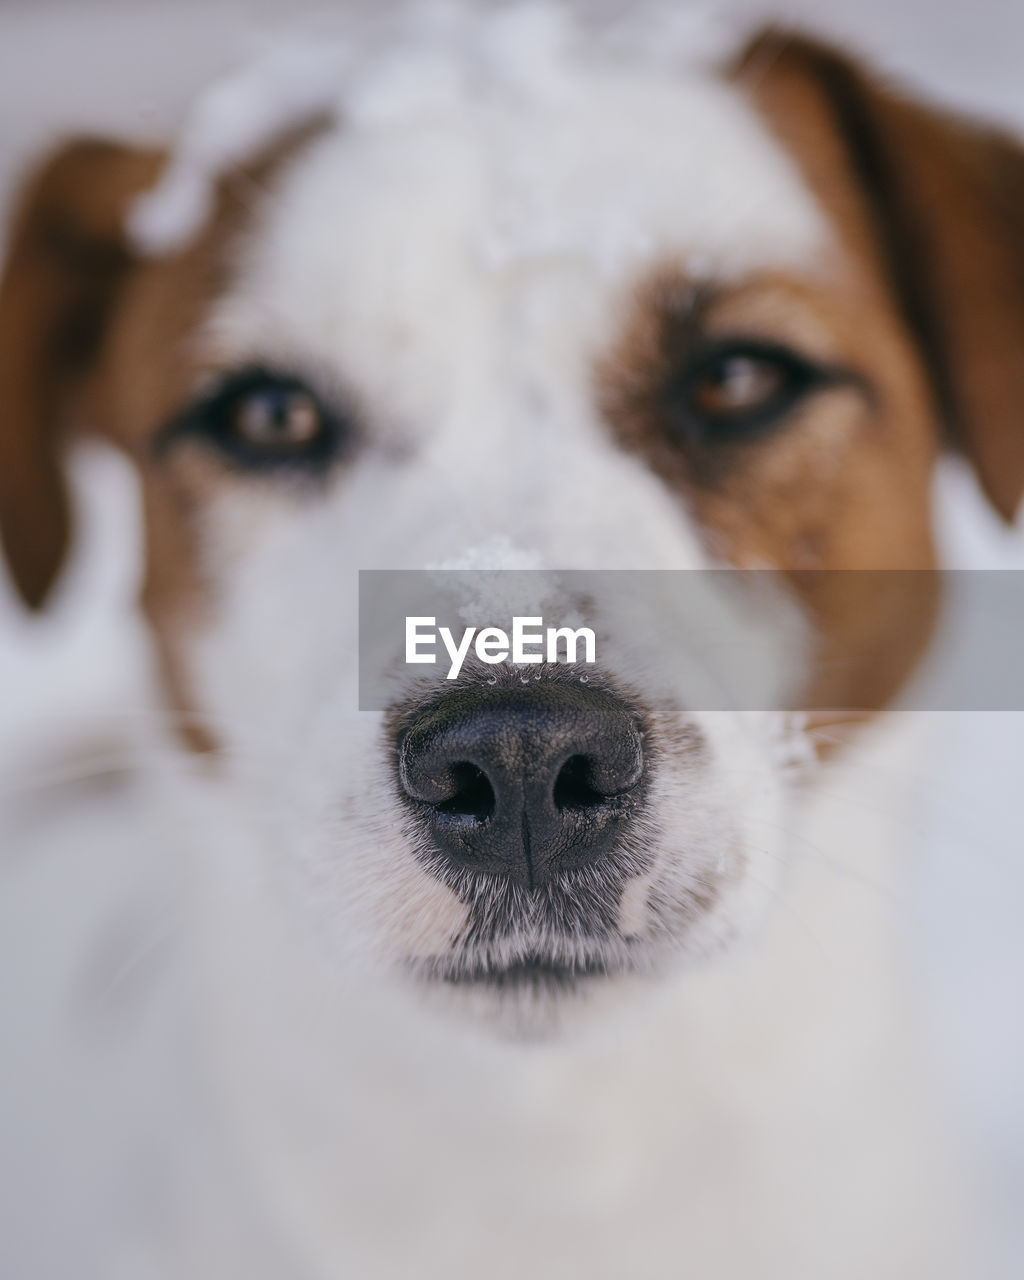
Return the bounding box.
[159,368,350,472]
[664,342,825,444]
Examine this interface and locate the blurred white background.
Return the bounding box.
[1,1,1022,1274]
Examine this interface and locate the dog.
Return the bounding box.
[1,8,1022,1278]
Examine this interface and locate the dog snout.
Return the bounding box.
[397,682,646,889]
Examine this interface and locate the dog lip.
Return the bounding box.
[423,952,613,991]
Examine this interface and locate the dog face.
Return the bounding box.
[2,20,1023,1025]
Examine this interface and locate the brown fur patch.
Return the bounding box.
[0,124,325,750]
[94,126,329,752]
[600,31,1024,722]
[597,261,940,717]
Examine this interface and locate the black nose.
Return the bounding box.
[397,682,645,889]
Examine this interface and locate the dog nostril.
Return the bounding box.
[553,754,616,812]
[436,763,495,823]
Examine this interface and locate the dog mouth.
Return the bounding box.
[446,953,609,990]
[410,946,634,995]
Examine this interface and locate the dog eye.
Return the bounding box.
[665,342,823,443]
[230,385,323,451]
[158,368,350,472]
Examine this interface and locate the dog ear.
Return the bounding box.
[0,139,163,608]
[737,30,1024,523]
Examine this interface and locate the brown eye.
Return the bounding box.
[157,367,351,474]
[691,354,786,419]
[664,341,825,444]
[231,387,323,450]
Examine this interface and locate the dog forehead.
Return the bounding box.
[207,63,830,409]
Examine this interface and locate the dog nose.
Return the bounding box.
[397,682,645,889]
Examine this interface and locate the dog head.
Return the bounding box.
[2,15,1022,1027]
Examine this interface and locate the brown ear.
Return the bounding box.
[737,30,1024,522]
[0,139,163,608]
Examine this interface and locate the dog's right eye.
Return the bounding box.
[229,384,323,451]
[157,367,352,473]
